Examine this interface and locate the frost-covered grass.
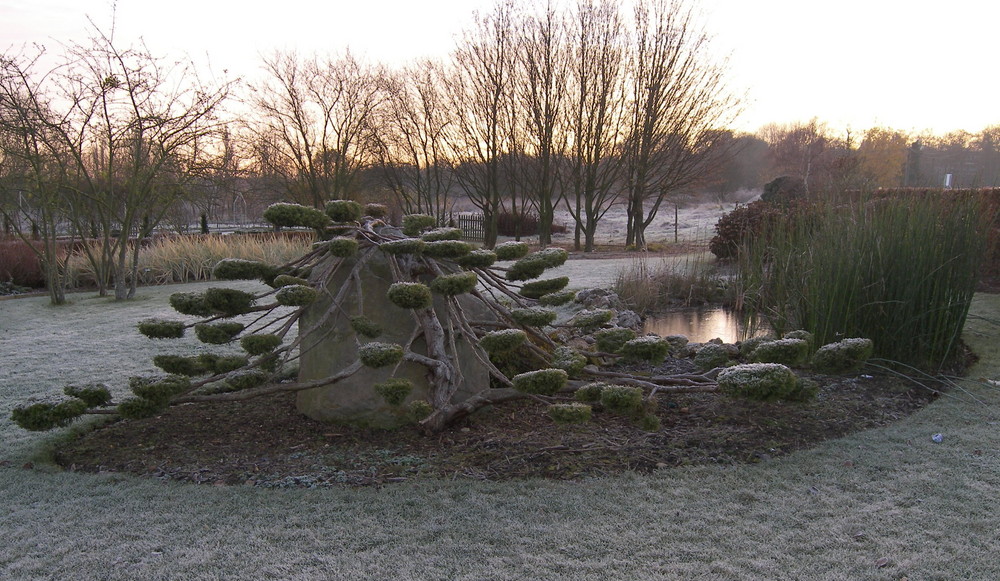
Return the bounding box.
[1,287,999,580]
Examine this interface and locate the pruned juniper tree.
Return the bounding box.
[13,201,858,436]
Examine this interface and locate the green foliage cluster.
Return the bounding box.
[169,291,214,317]
[276,284,318,307]
[520,277,570,299]
[421,228,463,242]
[138,319,186,339]
[380,238,425,255]
[551,346,587,377]
[387,282,433,310]
[272,274,310,287]
[750,338,810,366]
[811,338,874,374]
[402,214,436,236]
[407,400,433,422]
[264,202,331,230]
[510,307,558,327]
[479,329,527,353]
[212,258,271,281]
[64,384,112,407]
[620,335,671,364]
[359,342,405,368]
[600,385,644,415]
[374,378,414,406]
[494,241,530,261]
[693,343,731,371]
[663,335,689,354]
[594,327,636,353]
[512,368,568,395]
[538,290,575,306]
[717,363,798,401]
[117,396,167,420]
[325,237,360,258]
[364,203,389,218]
[574,382,608,403]
[153,353,246,376]
[11,399,89,431]
[325,200,363,223]
[738,335,776,358]
[571,309,614,330]
[241,334,282,356]
[350,316,382,338]
[456,250,497,269]
[194,322,245,344]
[225,370,271,391]
[783,329,815,352]
[203,287,256,317]
[429,271,478,296]
[130,375,191,403]
[422,240,472,259]
[548,402,592,424]
[507,249,567,281]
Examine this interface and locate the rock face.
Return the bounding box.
[295,250,491,428]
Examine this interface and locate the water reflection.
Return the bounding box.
[643,308,761,344]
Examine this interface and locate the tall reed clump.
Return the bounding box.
[614,254,726,313]
[66,234,314,287]
[734,194,988,370]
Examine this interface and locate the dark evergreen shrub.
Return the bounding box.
[421,228,463,242]
[276,284,319,306]
[457,250,497,269]
[494,241,530,261]
[422,240,472,259]
[359,342,405,368]
[512,368,568,395]
[325,200,363,223]
[429,271,478,295]
[213,258,269,281]
[203,287,255,317]
[326,237,359,258]
[241,334,282,356]
[387,282,433,310]
[520,277,570,299]
[548,402,592,424]
[138,319,186,339]
[169,292,213,317]
[64,384,112,407]
[594,327,637,353]
[402,214,436,236]
[374,378,413,406]
[350,316,382,338]
[510,307,558,327]
[194,322,245,344]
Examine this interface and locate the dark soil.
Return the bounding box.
[54,358,939,489]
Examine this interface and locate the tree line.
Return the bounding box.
[3,0,998,305]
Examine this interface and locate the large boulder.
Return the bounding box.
[295,249,491,428]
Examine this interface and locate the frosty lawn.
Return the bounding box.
[1,286,998,580]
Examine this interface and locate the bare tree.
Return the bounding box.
[511,0,571,247]
[1,32,231,301]
[446,0,517,248]
[561,0,629,252]
[374,61,455,222]
[0,48,78,304]
[622,0,741,249]
[247,51,384,208]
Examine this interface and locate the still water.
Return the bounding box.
[643,308,761,344]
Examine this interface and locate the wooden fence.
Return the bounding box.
[450,212,485,242]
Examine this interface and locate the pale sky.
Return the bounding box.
[2,0,998,136]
